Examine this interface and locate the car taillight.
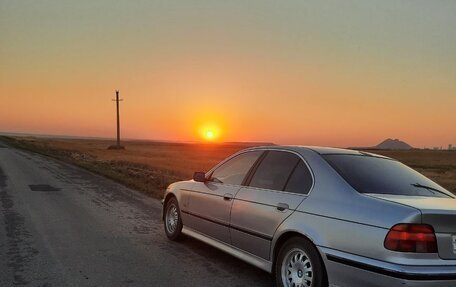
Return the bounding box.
[384,224,438,253]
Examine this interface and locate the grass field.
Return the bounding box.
[2,136,455,198]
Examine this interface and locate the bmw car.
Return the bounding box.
[162,146,456,287]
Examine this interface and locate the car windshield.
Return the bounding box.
[323,154,453,198]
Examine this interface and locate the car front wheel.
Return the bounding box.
[164,197,183,240]
[275,237,327,287]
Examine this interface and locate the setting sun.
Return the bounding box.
[196,121,222,142]
[202,127,218,141]
[205,130,215,140]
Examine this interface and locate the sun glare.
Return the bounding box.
[197,122,221,142]
[205,130,215,139]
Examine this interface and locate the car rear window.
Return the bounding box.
[323,154,452,198]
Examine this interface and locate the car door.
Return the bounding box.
[181,150,264,243]
[230,150,313,260]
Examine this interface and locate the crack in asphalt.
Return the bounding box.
[0,167,39,285]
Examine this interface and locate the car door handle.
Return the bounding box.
[223,193,234,201]
[276,203,289,211]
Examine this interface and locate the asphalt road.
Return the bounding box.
[0,141,273,287]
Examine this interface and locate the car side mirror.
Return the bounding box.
[193,171,207,183]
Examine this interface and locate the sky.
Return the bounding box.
[1,0,455,148]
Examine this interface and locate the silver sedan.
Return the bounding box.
[162,146,456,287]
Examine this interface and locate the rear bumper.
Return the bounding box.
[321,247,456,287]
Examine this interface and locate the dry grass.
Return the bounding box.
[1,136,261,198]
[2,136,455,198]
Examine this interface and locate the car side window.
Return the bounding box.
[284,160,313,194]
[249,151,300,191]
[209,151,263,186]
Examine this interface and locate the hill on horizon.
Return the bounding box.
[375,138,413,150]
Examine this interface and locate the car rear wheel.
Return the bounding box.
[164,197,183,240]
[275,237,326,287]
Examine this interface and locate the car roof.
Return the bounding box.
[246,145,392,159]
[247,145,360,154]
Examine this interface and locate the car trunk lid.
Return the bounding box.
[366,194,456,259]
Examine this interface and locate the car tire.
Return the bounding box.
[164,197,183,241]
[275,237,327,287]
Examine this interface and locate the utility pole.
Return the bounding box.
[108,90,125,150]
